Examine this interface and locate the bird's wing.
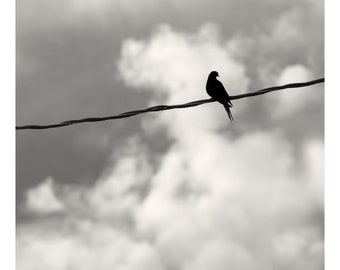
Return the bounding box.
[216,79,226,91]
[216,80,230,98]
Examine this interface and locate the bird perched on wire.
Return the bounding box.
[206,71,234,122]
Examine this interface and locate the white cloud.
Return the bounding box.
[119,23,323,269]
[302,139,324,207]
[17,222,164,270]
[266,64,321,119]
[118,23,250,139]
[18,131,323,269]
[17,18,323,270]
[119,23,248,95]
[87,141,152,221]
[25,177,64,214]
[266,9,306,50]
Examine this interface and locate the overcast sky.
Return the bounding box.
[16,0,324,269]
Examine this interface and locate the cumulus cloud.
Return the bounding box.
[302,139,324,207]
[87,138,153,222]
[25,177,64,214]
[117,23,323,269]
[118,23,250,136]
[266,64,319,119]
[17,221,164,270]
[18,132,323,270]
[17,22,323,270]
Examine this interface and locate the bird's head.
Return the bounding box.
[209,71,219,78]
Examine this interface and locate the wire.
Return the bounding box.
[16,78,324,130]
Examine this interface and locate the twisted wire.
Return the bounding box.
[16,78,324,130]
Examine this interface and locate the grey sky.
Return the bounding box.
[16,0,324,269]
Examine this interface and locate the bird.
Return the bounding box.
[206,71,234,122]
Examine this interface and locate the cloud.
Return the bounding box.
[266,64,319,119]
[87,138,153,222]
[116,23,323,269]
[302,139,324,207]
[245,1,324,87]
[16,0,214,32]
[17,221,164,270]
[17,22,323,270]
[18,132,323,270]
[118,23,249,93]
[134,131,323,269]
[25,177,64,214]
[118,23,250,138]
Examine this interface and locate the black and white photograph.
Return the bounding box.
[15,0,325,269]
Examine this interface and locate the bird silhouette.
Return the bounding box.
[206,71,234,122]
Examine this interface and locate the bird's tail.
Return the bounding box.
[223,103,234,123]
